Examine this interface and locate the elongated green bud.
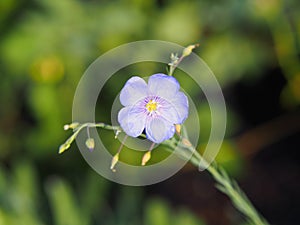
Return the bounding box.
[59,143,71,154]
[64,122,80,130]
[182,44,199,57]
[110,153,119,172]
[141,151,151,166]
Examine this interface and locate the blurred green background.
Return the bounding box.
[0,0,299,224]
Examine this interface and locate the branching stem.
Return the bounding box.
[59,122,269,225]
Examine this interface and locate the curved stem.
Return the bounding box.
[59,122,270,225]
[170,140,269,225]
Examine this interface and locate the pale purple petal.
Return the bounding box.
[157,91,188,124]
[148,74,180,99]
[145,117,175,143]
[120,76,147,106]
[118,106,146,137]
[158,100,182,124]
[170,91,189,123]
[118,73,189,143]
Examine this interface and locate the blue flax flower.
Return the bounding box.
[118,73,189,143]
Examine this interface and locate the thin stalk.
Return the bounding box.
[59,122,270,225]
[173,141,270,225]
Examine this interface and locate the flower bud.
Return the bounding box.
[110,153,119,172]
[85,138,95,151]
[175,124,181,135]
[141,151,151,166]
[114,130,121,139]
[182,44,199,57]
[63,122,79,130]
[59,143,70,154]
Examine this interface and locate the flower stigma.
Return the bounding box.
[146,99,158,113]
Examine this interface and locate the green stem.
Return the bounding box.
[172,141,269,225]
[168,44,199,76]
[59,122,270,225]
[59,123,120,154]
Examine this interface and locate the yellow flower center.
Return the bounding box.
[146,100,157,112]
